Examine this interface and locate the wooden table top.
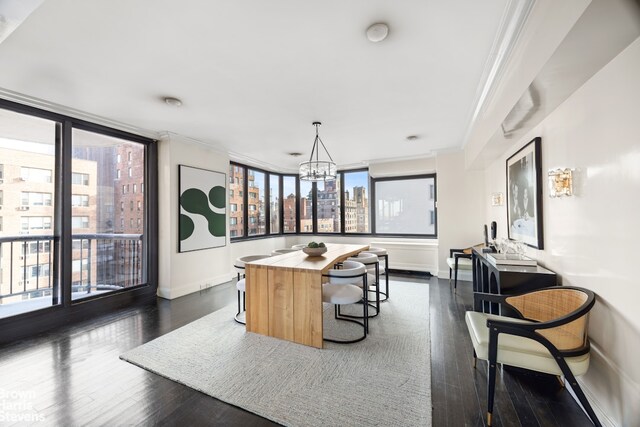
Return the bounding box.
[246,243,369,272]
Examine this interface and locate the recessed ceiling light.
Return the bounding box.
[164,97,182,107]
[288,152,303,157]
[406,135,419,141]
[366,23,389,43]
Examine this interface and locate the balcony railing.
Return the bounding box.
[0,233,143,303]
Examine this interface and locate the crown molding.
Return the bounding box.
[0,87,160,139]
[461,0,536,148]
[158,131,229,155]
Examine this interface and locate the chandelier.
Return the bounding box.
[299,122,337,181]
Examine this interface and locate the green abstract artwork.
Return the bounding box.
[179,165,226,252]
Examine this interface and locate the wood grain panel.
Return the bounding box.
[268,268,294,341]
[245,244,368,349]
[245,265,269,335]
[293,270,324,348]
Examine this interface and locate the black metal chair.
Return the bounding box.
[466,286,600,426]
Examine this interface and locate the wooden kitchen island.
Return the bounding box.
[245,243,368,348]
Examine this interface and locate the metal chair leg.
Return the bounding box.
[234,289,246,325]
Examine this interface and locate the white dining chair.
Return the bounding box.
[271,248,299,255]
[233,254,271,324]
[322,260,368,343]
[291,244,307,250]
[347,251,380,316]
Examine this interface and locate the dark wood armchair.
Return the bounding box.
[465,286,600,426]
[446,247,474,289]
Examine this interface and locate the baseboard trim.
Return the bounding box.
[157,272,232,300]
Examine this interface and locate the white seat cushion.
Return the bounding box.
[446,257,472,270]
[236,278,246,292]
[465,311,589,376]
[322,283,363,305]
[348,252,378,266]
[367,247,387,256]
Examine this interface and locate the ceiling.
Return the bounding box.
[0,0,517,172]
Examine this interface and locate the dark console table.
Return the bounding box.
[472,248,557,316]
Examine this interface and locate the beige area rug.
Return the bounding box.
[120,280,431,426]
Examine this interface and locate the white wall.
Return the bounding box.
[436,151,487,279]
[157,135,233,299]
[369,157,436,178]
[481,36,640,427]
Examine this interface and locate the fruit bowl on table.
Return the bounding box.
[302,247,327,256]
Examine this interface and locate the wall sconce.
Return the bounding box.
[491,192,504,206]
[548,168,573,197]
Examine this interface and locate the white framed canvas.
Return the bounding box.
[178,165,226,252]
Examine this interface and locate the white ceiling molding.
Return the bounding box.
[0,86,159,139]
[158,131,229,155]
[461,0,535,148]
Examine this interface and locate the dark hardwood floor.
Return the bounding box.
[0,276,591,426]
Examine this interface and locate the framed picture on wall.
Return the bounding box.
[178,165,227,252]
[506,137,544,249]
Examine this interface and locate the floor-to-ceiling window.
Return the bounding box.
[71,129,146,300]
[0,100,156,329]
[0,108,58,318]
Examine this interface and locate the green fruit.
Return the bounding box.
[308,242,319,248]
[318,242,325,248]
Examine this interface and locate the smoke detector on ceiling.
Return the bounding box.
[366,23,389,43]
[164,97,182,107]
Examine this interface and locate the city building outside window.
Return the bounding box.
[283,176,296,233]
[21,167,52,183]
[21,192,53,206]
[71,172,89,186]
[343,170,369,233]
[71,216,90,229]
[299,179,313,233]
[228,164,244,238]
[317,178,341,233]
[72,194,89,207]
[247,169,265,236]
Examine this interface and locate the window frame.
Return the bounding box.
[230,162,282,241]
[370,173,438,238]
[0,97,158,343]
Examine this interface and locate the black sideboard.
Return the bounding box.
[472,248,557,316]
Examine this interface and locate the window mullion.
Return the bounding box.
[58,120,73,307]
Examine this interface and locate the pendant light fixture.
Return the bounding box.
[299,122,337,181]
